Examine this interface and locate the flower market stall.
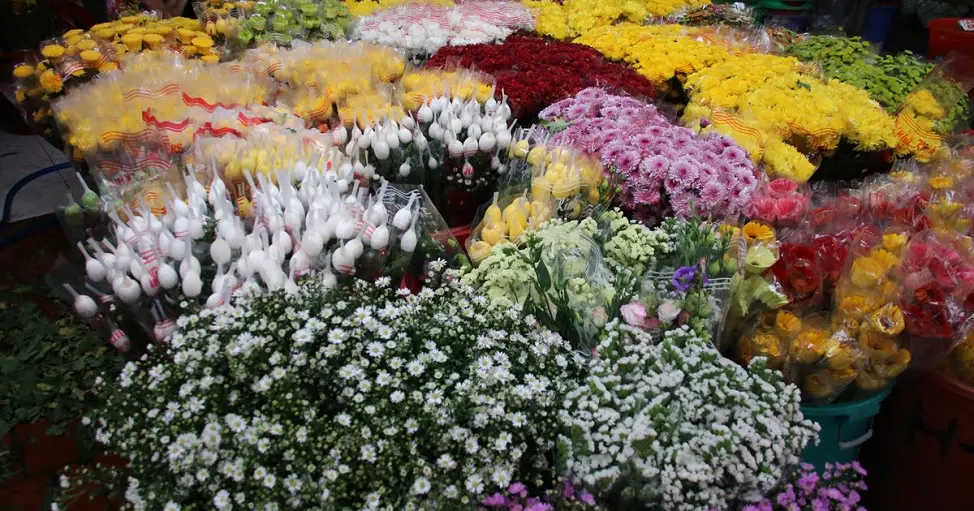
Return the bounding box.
[4,1,974,510]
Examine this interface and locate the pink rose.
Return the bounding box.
[767,178,799,198]
[657,299,682,323]
[592,306,608,328]
[620,302,650,328]
[774,196,806,226]
[750,196,778,223]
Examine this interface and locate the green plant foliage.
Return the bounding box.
[0,286,125,439]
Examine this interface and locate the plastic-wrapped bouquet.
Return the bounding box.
[465,134,607,263]
[461,210,670,349]
[355,1,535,56]
[625,216,738,343]
[558,322,819,510]
[64,265,585,509]
[540,88,758,224]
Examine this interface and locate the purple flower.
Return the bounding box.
[483,493,507,507]
[561,481,574,499]
[509,482,527,497]
[797,472,820,493]
[633,187,662,206]
[812,497,831,511]
[565,102,590,120]
[722,145,747,162]
[525,503,552,511]
[673,265,698,292]
[579,491,596,506]
[648,125,665,137]
[617,150,642,173]
[601,144,625,165]
[716,134,737,148]
[577,87,606,101]
[699,182,724,205]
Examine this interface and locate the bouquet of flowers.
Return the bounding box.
[523,0,710,40]
[574,24,734,89]
[683,53,901,183]
[724,221,790,353]
[426,35,656,124]
[336,74,516,225]
[897,230,974,370]
[461,210,670,349]
[894,56,973,162]
[558,322,818,510]
[540,88,758,224]
[355,1,535,56]
[749,177,811,229]
[628,216,739,344]
[64,265,585,509]
[830,231,912,396]
[465,134,606,263]
[11,15,210,142]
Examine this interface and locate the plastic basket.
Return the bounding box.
[928,18,974,60]
[800,385,893,471]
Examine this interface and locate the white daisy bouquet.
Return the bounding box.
[557,322,819,511]
[67,263,584,510]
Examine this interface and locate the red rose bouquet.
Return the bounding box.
[425,34,657,124]
[897,231,974,370]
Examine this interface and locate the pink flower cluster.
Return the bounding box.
[540,88,758,224]
[749,177,811,228]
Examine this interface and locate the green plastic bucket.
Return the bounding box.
[800,386,893,471]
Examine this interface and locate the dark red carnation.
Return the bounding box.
[425,34,657,124]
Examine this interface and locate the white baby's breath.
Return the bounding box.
[88,267,582,509]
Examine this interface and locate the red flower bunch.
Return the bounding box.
[867,187,931,230]
[813,234,850,292]
[749,178,810,228]
[899,235,974,339]
[425,34,656,123]
[810,190,863,229]
[770,242,824,308]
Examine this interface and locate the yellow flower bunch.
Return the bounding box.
[926,174,972,234]
[53,52,273,159]
[894,89,947,162]
[14,16,209,136]
[684,53,899,182]
[524,0,707,40]
[269,42,405,125]
[345,0,453,17]
[789,315,864,402]
[735,310,796,370]
[468,143,603,263]
[575,24,730,86]
[399,70,494,110]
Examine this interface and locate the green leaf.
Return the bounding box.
[535,260,551,292]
